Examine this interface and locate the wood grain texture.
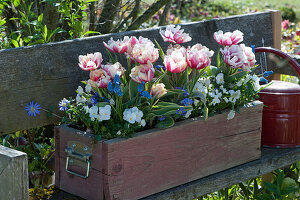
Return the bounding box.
[102,102,263,200]
[0,145,29,200]
[52,147,300,200]
[143,147,300,200]
[55,126,104,200]
[0,11,275,135]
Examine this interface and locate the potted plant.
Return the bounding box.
[55,26,263,200]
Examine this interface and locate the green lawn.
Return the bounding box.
[213,0,300,20]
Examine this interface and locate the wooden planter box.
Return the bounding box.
[55,101,263,200]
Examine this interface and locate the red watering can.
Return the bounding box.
[256,47,300,148]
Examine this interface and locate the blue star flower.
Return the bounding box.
[25,101,41,117]
[183,89,189,97]
[58,98,70,111]
[180,98,193,106]
[159,115,166,121]
[176,107,186,116]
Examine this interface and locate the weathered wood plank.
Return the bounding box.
[101,102,262,200]
[0,145,29,200]
[142,147,300,200]
[52,147,300,200]
[0,11,276,134]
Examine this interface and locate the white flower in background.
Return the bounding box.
[89,106,98,121]
[85,83,92,93]
[99,105,111,121]
[223,97,229,103]
[185,110,192,118]
[123,109,136,124]
[245,74,251,83]
[135,110,144,123]
[110,99,115,106]
[83,106,89,114]
[227,110,235,120]
[220,85,228,94]
[97,114,102,122]
[194,99,200,106]
[211,97,220,105]
[140,119,146,127]
[193,82,208,97]
[216,73,224,84]
[236,78,244,87]
[229,90,241,103]
[250,74,261,91]
[77,86,84,95]
[123,107,144,124]
[116,130,122,135]
[76,94,87,104]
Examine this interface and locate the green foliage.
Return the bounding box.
[0,126,55,189]
[197,164,300,200]
[280,7,297,22]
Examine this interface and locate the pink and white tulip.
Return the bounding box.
[89,69,111,88]
[160,25,192,44]
[130,61,155,83]
[79,52,102,71]
[240,44,256,71]
[150,83,167,98]
[127,37,159,64]
[103,37,129,54]
[187,44,214,70]
[166,44,186,56]
[164,47,187,73]
[214,30,243,46]
[102,62,126,81]
[221,44,256,71]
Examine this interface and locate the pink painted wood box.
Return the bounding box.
[55,101,263,200]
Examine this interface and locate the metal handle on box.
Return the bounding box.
[65,147,91,179]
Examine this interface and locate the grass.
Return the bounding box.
[212,0,300,20]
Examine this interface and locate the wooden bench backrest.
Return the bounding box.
[0,10,281,134]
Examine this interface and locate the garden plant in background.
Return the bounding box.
[58,25,262,139]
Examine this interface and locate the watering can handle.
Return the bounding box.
[255,47,300,78]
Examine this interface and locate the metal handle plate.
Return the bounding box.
[65,144,92,179]
[65,155,91,178]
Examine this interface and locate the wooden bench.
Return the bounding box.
[1,10,299,199]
